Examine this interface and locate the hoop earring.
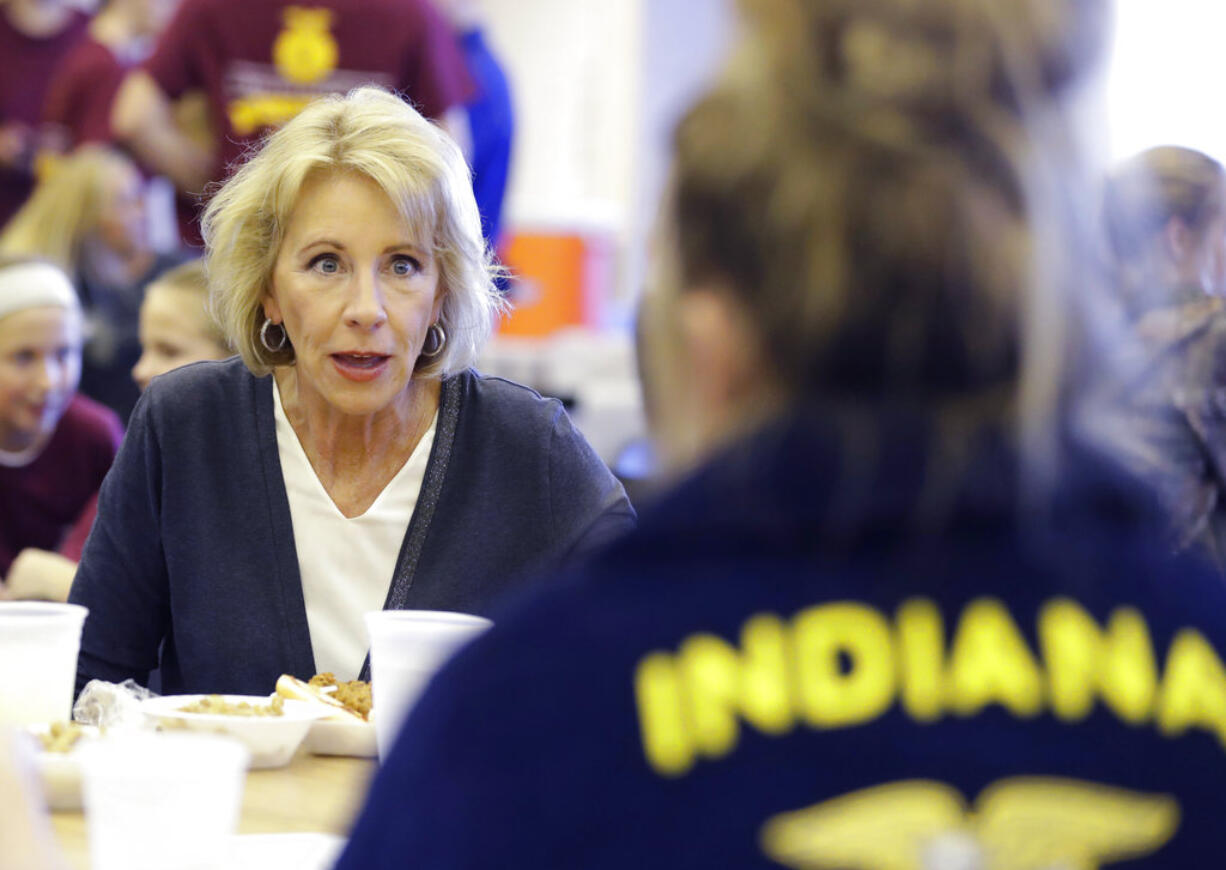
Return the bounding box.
[260,318,288,354]
[420,322,446,359]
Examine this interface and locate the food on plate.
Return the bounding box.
[276,673,371,721]
[177,694,284,717]
[37,721,85,753]
[310,673,373,720]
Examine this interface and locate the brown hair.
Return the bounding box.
[1102,145,1226,315]
[669,0,1109,417]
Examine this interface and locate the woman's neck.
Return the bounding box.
[274,369,441,516]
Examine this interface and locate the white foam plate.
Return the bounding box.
[141,695,327,769]
[307,718,377,758]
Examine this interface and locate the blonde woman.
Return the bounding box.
[338,0,1226,867]
[0,145,182,420]
[70,87,634,696]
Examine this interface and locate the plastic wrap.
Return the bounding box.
[73,679,158,729]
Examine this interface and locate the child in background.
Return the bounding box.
[4,259,228,601]
[131,259,231,391]
[0,256,121,601]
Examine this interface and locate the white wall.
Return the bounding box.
[478,0,736,322]
[479,0,643,234]
[1105,1,1226,164]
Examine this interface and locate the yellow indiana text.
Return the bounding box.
[634,596,1226,777]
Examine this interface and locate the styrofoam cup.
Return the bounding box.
[80,732,249,870]
[365,610,492,759]
[0,602,87,726]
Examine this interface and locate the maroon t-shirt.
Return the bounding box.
[0,9,89,226]
[145,0,475,183]
[0,395,123,575]
[42,36,129,147]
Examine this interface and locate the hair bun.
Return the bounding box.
[739,0,1111,118]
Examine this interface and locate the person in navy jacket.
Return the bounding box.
[337,0,1226,867]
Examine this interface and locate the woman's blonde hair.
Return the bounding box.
[666,0,1110,471]
[1102,145,1226,316]
[0,146,138,270]
[203,86,506,377]
[149,259,230,351]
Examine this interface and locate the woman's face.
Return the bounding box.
[264,170,443,419]
[132,283,230,392]
[0,306,82,452]
[95,164,148,259]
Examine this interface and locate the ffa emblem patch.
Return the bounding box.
[273,7,339,85]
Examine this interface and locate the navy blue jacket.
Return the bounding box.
[339,405,1226,869]
[69,358,634,695]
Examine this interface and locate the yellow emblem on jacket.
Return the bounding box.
[272,7,338,85]
[760,777,1179,870]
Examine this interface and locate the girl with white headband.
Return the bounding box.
[0,257,122,599]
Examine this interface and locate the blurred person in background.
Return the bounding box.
[130,258,230,391]
[0,0,88,227]
[69,87,634,698]
[1102,146,1226,571]
[4,259,227,604]
[0,257,121,602]
[41,0,181,150]
[336,0,1226,867]
[109,0,474,244]
[436,0,514,256]
[0,145,185,421]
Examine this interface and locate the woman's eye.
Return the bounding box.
[309,254,340,274]
[390,256,420,277]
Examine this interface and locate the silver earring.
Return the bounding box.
[260,318,288,353]
[421,322,446,359]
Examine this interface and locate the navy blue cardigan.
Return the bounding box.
[69,358,634,695]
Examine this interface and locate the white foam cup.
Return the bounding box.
[365,610,492,759]
[0,602,87,726]
[80,731,250,870]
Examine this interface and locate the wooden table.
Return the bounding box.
[50,752,375,869]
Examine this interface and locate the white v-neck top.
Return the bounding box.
[273,380,438,679]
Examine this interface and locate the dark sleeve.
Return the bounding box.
[68,391,170,693]
[399,1,475,118]
[143,0,208,99]
[547,406,637,562]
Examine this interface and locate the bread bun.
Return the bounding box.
[274,674,366,722]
